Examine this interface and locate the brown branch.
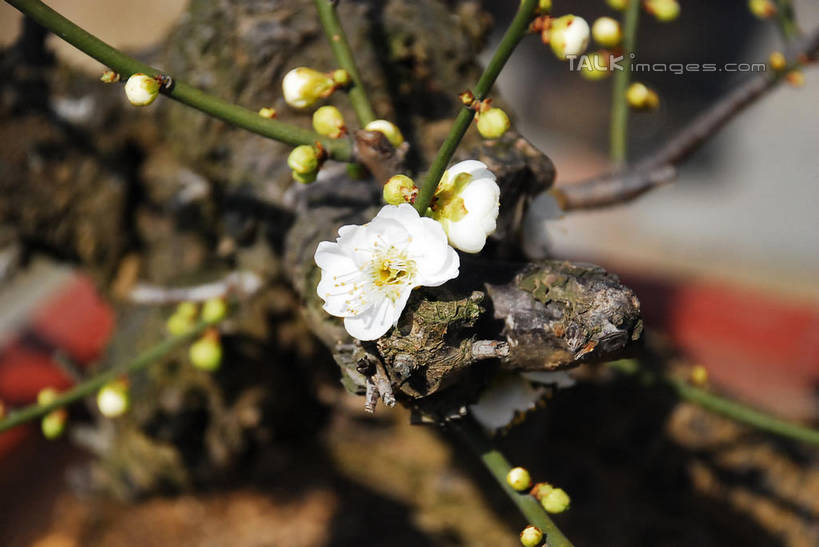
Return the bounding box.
[555,26,819,211]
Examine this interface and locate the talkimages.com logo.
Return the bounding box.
[566,52,768,75]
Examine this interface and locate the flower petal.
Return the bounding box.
[416,245,459,287]
[343,289,406,341]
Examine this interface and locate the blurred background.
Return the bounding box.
[0,1,818,546]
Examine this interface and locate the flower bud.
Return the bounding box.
[37,387,59,406]
[293,171,318,184]
[100,70,120,83]
[258,107,277,119]
[786,70,805,87]
[645,0,680,22]
[190,332,222,371]
[97,379,130,418]
[383,175,418,205]
[527,0,551,14]
[592,17,622,47]
[313,105,347,138]
[580,51,612,80]
[690,365,708,386]
[201,298,228,323]
[749,0,776,19]
[549,15,590,60]
[41,409,67,440]
[476,107,511,139]
[167,313,194,336]
[288,145,320,175]
[364,119,404,147]
[282,67,336,109]
[626,82,660,110]
[520,526,544,547]
[768,51,787,71]
[606,0,628,11]
[506,467,533,491]
[332,69,351,87]
[124,73,160,106]
[541,487,571,513]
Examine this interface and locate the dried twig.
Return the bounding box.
[556,27,819,211]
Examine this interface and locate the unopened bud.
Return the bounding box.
[592,17,622,47]
[525,0,551,14]
[97,379,130,418]
[202,298,228,323]
[383,175,418,205]
[100,70,120,84]
[506,467,533,491]
[313,105,347,138]
[626,82,660,110]
[476,107,511,139]
[41,409,67,440]
[541,487,571,513]
[282,67,336,109]
[548,15,590,60]
[459,90,476,107]
[645,0,681,22]
[606,0,629,11]
[768,51,787,71]
[786,70,805,87]
[749,0,776,19]
[365,119,405,147]
[37,387,59,407]
[520,526,544,547]
[690,365,708,386]
[288,145,320,175]
[580,51,612,80]
[331,69,351,87]
[124,73,160,106]
[167,301,198,336]
[190,331,222,371]
[258,107,277,119]
[293,171,317,184]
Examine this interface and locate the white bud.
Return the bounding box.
[364,119,404,147]
[592,17,622,47]
[282,67,335,109]
[549,15,590,60]
[124,73,160,107]
[96,380,130,418]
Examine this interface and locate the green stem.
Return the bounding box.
[413,0,539,214]
[608,360,819,445]
[0,321,211,433]
[314,0,377,127]
[609,0,641,165]
[5,0,354,162]
[774,0,800,41]
[451,417,574,547]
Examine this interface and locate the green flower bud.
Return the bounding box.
[520,526,544,547]
[749,0,776,19]
[541,487,571,514]
[592,17,622,47]
[97,379,130,418]
[176,301,198,319]
[476,107,511,139]
[37,387,59,406]
[313,105,347,138]
[124,73,160,106]
[258,107,277,119]
[645,0,680,22]
[41,409,67,440]
[167,312,195,336]
[332,69,351,87]
[282,67,336,109]
[201,298,228,323]
[364,119,404,147]
[293,170,318,184]
[626,82,660,111]
[525,0,551,14]
[549,15,591,61]
[288,145,320,175]
[506,467,533,491]
[383,175,418,205]
[190,334,222,371]
[606,0,628,11]
[580,51,612,81]
[100,70,120,83]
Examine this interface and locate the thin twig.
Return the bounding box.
[556,26,819,211]
[449,416,575,547]
[608,359,819,446]
[0,320,213,433]
[609,0,641,165]
[413,0,539,214]
[314,0,377,126]
[6,0,355,162]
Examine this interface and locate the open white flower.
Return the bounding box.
[428,160,500,253]
[315,204,459,340]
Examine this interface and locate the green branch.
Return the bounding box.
[774,0,800,41]
[451,417,574,547]
[314,0,377,127]
[413,0,539,214]
[6,0,354,162]
[608,359,819,445]
[0,321,211,433]
[609,0,641,165]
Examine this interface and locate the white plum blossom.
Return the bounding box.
[428,160,500,253]
[315,204,459,341]
[282,67,335,109]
